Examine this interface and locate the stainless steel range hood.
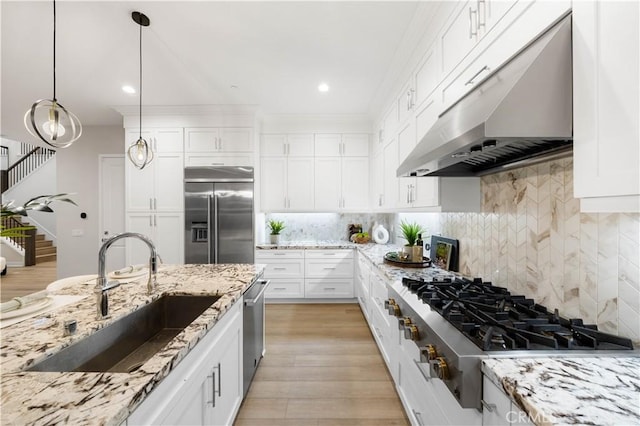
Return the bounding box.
[397,14,572,178]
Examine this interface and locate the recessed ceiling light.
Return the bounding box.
[122,85,136,94]
[318,82,329,93]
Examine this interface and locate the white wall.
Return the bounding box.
[56,126,124,279]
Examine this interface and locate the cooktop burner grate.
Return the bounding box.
[401,276,634,351]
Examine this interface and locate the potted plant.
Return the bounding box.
[399,220,423,261]
[267,219,285,245]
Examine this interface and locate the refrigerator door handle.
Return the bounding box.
[213,192,219,263]
[207,194,212,263]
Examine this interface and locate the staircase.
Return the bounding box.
[1,216,57,265]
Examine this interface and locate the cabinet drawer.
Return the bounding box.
[482,376,512,426]
[265,279,304,298]
[305,259,353,278]
[185,153,253,167]
[255,250,304,260]
[262,261,304,278]
[305,249,353,259]
[305,279,354,298]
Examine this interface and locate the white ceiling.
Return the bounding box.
[1,1,422,143]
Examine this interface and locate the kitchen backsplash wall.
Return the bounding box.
[399,158,640,342]
[262,213,394,243]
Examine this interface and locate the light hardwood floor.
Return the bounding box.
[234,304,409,426]
[0,261,57,302]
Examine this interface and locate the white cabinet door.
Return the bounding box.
[154,213,184,265]
[154,153,184,211]
[287,157,314,210]
[397,77,415,126]
[260,157,287,211]
[305,279,354,298]
[314,157,341,210]
[264,278,305,298]
[287,134,315,156]
[125,158,155,211]
[440,1,478,78]
[341,157,369,210]
[414,43,441,110]
[211,310,243,426]
[397,120,415,168]
[342,134,370,157]
[125,212,183,265]
[125,137,183,213]
[314,134,342,157]
[382,138,399,209]
[573,0,640,211]
[185,128,219,152]
[261,134,288,156]
[219,128,253,152]
[186,128,252,153]
[371,150,384,209]
[152,128,184,153]
[383,102,399,147]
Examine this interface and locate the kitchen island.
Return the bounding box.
[0,263,264,425]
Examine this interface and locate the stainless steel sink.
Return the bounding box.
[27,295,220,373]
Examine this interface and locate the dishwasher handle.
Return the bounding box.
[244,280,270,306]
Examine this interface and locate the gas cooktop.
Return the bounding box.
[402,276,634,351]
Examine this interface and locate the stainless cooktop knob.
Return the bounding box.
[404,324,419,341]
[433,356,450,380]
[421,344,438,361]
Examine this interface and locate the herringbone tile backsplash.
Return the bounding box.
[431,159,640,342]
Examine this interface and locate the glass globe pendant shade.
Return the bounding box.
[127,137,154,170]
[24,99,82,148]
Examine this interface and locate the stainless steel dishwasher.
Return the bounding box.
[243,279,268,396]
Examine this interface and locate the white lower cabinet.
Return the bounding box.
[256,250,305,299]
[257,249,354,300]
[127,299,243,425]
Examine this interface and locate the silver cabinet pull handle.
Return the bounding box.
[216,362,222,397]
[481,399,497,412]
[477,0,486,29]
[208,371,216,406]
[466,65,490,86]
[149,198,153,210]
[283,143,287,155]
[412,409,425,426]
[469,7,478,39]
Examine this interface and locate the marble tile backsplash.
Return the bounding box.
[262,213,394,243]
[400,158,640,342]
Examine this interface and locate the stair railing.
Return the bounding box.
[1,216,36,266]
[5,145,56,191]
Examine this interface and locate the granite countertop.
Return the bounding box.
[256,240,356,250]
[0,263,265,426]
[482,357,640,425]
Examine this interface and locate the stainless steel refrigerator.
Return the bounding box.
[184,166,254,264]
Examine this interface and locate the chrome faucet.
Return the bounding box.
[95,232,159,319]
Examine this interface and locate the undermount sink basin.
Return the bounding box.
[27,295,220,374]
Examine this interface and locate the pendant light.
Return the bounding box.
[127,11,153,170]
[24,0,82,148]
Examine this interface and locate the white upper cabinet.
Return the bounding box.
[314,134,342,156]
[125,129,184,213]
[185,128,253,153]
[260,156,314,211]
[314,156,369,211]
[314,134,369,157]
[413,42,441,111]
[261,134,314,157]
[573,0,640,212]
[440,1,481,78]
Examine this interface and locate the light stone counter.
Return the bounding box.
[256,240,356,250]
[0,263,264,426]
[482,357,640,425]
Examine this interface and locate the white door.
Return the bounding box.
[342,157,369,210]
[99,155,126,271]
[287,157,315,210]
[260,157,287,211]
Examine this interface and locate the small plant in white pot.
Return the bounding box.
[267,219,285,245]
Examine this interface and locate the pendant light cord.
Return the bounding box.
[52,0,56,101]
[139,20,143,139]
